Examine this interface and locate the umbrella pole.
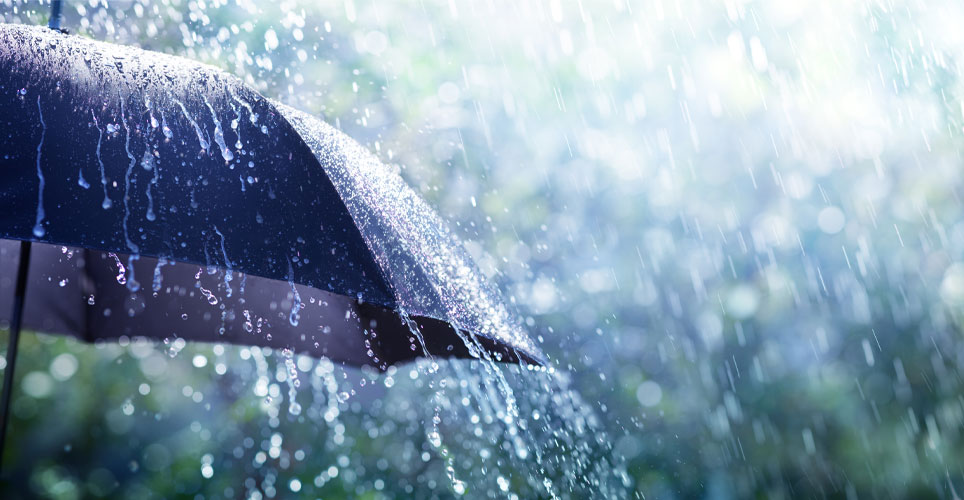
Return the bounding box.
[0,241,32,475]
[48,0,63,30]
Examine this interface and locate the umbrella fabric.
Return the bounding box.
[0,23,542,367]
[0,241,529,366]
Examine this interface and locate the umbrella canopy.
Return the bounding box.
[0,23,542,368]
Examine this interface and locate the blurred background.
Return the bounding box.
[4,0,964,498]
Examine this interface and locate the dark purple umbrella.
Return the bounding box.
[0,20,542,470]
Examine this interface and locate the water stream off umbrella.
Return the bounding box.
[133,255,629,497]
[274,105,627,497]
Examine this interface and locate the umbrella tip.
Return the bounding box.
[47,0,66,33]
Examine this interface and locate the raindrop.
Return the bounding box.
[167,337,185,358]
[287,260,302,327]
[160,112,173,140]
[152,258,169,292]
[242,310,254,332]
[77,169,90,189]
[107,252,127,285]
[199,286,218,305]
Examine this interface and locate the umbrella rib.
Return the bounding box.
[267,104,401,307]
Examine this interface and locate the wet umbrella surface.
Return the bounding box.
[0,23,541,368]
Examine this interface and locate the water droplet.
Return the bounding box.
[161,115,173,139]
[107,252,127,284]
[199,286,218,305]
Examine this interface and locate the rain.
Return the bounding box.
[1,0,964,498]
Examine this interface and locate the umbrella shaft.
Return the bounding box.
[0,240,31,475]
[48,0,63,30]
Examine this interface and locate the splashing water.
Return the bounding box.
[151,257,169,293]
[280,105,627,497]
[287,258,302,327]
[282,348,302,416]
[107,252,127,285]
[198,285,218,305]
[242,309,254,333]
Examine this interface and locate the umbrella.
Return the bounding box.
[0,21,543,469]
